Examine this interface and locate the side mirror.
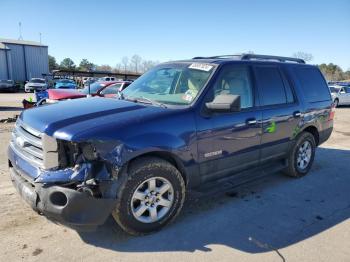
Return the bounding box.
[206,94,241,112]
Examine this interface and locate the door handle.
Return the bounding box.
[293,111,302,118]
[246,118,257,125]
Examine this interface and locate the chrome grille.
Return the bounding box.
[10,120,58,169]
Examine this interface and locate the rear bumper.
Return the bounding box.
[319,126,333,145]
[9,166,117,230]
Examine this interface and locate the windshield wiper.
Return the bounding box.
[120,94,167,108]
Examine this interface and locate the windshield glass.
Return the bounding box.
[122,63,215,105]
[81,82,105,94]
[30,79,45,83]
[329,86,340,93]
[58,79,73,83]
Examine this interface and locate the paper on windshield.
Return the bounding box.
[188,63,213,72]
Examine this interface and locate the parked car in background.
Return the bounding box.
[47,80,132,101]
[0,80,18,92]
[330,85,350,107]
[24,78,47,92]
[99,76,116,82]
[83,78,98,88]
[8,54,334,235]
[54,79,77,89]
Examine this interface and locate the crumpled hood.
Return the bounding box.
[20,97,165,141]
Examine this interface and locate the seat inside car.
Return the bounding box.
[221,77,252,108]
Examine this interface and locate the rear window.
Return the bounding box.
[294,67,331,102]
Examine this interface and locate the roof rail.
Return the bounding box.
[192,54,305,64]
[240,54,305,64]
[192,55,241,59]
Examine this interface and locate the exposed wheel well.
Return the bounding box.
[303,126,319,145]
[126,152,188,186]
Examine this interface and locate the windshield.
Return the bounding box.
[81,82,105,94]
[30,79,45,83]
[122,63,215,105]
[329,86,340,93]
[58,79,73,83]
[0,80,13,83]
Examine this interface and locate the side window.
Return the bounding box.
[212,65,254,109]
[293,67,331,102]
[282,75,295,103]
[254,66,287,106]
[100,84,121,95]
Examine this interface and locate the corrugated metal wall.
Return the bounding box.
[24,46,49,80]
[4,44,49,81]
[5,44,26,81]
[0,49,9,79]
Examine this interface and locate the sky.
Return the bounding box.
[1,0,349,70]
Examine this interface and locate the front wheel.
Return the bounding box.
[112,157,185,235]
[284,132,316,177]
[334,99,339,108]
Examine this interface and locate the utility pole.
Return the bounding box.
[18,22,23,40]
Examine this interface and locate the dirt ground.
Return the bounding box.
[0,93,349,262]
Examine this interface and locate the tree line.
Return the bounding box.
[48,55,159,74]
[49,52,350,81]
[293,52,349,81]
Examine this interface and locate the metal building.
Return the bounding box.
[0,38,49,81]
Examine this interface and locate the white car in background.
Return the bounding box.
[329,85,350,107]
[99,76,117,82]
[24,78,48,93]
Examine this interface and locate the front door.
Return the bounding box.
[196,64,262,182]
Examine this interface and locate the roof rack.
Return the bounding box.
[192,54,305,64]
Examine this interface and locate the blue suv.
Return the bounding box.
[8,54,334,235]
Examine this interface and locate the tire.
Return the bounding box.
[112,157,185,235]
[284,132,316,178]
[334,99,339,108]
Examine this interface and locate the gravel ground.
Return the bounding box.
[0,93,349,262]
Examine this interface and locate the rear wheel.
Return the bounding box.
[112,157,185,235]
[284,132,316,177]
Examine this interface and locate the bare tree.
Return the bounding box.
[122,56,129,73]
[130,54,142,73]
[114,63,122,73]
[293,51,313,62]
[96,64,112,72]
[141,60,159,73]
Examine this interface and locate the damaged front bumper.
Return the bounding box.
[8,145,118,230]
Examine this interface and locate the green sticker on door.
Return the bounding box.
[266,121,276,133]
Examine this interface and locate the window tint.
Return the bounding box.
[282,74,295,103]
[254,66,287,106]
[294,67,331,102]
[212,65,253,108]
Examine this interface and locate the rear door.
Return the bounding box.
[196,64,262,182]
[253,65,301,163]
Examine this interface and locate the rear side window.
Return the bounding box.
[254,66,289,106]
[294,67,331,102]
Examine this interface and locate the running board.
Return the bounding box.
[194,161,287,196]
